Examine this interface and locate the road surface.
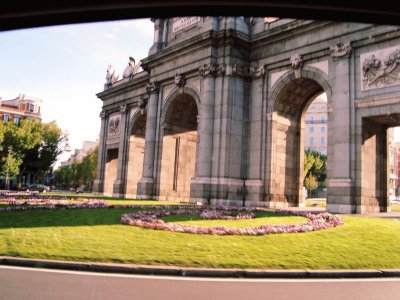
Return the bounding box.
[1,265,399,300]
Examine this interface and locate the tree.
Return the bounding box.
[0,119,69,187]
[53,146,98,191]
[304,150,327,196]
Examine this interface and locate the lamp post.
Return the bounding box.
[5,147,12,190]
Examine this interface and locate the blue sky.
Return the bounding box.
[0,18,154,164]
[1,18,399,166]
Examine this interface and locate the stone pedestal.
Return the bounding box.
[137,177,155,199]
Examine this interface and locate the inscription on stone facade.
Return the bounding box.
[361,46,400,91]
[172,17,201,33]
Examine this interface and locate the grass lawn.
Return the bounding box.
[1,207,400,270]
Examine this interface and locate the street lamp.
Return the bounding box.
[5,146,12,190]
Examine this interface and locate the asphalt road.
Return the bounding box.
[1,266,400,300]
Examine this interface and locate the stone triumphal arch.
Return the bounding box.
[93,17,400,214]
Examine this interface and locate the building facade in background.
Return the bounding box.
[0,94,42,123]
[60,140,98,167]
[93,17,400,214]
[304,94,328,155]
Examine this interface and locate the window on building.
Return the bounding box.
[309,127,314,133]
[321,126,325,132]
[310,137,314,145]
[321,137,325,144]
[29,104,34,112]
[3,115,9,122]
[14,117,20,125]
[309,116,314,124]
[321,115,326,123]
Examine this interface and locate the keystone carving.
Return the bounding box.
[330,42,352,58]
[290,54,302,78]
[175,73,186,87]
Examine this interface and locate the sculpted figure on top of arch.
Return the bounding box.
[105,64,119,89]
[122,56,142,79]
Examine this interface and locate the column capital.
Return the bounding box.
[199,63,226,77]
[146,81,159,93]
[330,41,352,59]
[225,64,265,79]
[99,110,107,119]
[120,104,128,113]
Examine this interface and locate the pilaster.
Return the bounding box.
[93,111,107,194]
[137,82,160,199]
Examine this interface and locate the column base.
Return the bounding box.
[92,179,104,194]
[137,177,154,199]
[112,180,125,198]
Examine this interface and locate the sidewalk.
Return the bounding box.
[1,256,400,279]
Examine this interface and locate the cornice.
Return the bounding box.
[96,71,150,99]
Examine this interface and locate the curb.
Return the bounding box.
[1,257,400,278]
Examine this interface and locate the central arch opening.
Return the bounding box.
[158,93,198,201]
[271,77,325,207]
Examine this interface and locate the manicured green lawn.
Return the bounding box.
[1,207,400,270]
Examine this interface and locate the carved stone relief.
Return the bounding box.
[361,46,400,91]
[108,117,120,136]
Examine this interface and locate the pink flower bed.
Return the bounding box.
[120,207,344,236]
[0,196,344,236]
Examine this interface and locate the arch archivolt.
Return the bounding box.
[268,65,332,114]
[161,85,200,126]
[128,108,143,134]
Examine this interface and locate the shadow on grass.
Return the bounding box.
[0,208,139,229]
[0,209,294,229]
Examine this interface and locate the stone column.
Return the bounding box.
[112,104,129,197]
[93,111,107,194]
[137,82,159,199]
[326,43,355,214]
[209,64,246,206]
[190,64,217,203]
[246,65,265,206]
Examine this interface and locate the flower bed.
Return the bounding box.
[0,195,344,236]
[120,206,344,236]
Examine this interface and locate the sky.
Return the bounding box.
[1,18,399,167]
[0,18,154,165]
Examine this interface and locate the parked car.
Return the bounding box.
[21,184,50,193]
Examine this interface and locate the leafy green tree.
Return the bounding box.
[0,119,69,187]
[53,146,98,191]
[304,150,327,196]
[0,152,22,179]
